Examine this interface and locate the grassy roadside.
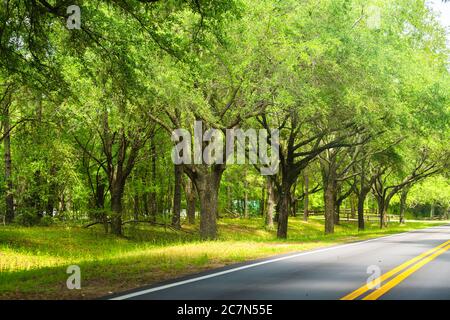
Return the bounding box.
[0,217,447,299]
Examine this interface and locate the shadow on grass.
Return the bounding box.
[0,218,446,299]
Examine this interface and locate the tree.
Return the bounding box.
[373,147,446,228]
[1,82,15,222]
[171,164,183,229]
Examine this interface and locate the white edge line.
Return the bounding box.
[110,224,448,300]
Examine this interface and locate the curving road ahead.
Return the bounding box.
[109,224,450,300]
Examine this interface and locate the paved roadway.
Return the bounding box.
[109,224,450,300]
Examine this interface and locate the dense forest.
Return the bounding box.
[0,0,449,243]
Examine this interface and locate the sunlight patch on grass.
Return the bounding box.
[0,217,447,299]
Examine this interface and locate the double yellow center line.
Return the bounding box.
[341,239,450,300]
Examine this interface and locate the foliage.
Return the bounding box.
[0,0,448,238]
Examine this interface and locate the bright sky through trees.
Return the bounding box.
[427,0,450,46]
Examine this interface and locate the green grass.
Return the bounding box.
[0,217,447,299]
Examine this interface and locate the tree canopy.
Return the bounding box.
[0,0,448,240]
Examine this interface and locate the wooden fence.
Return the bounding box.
[305,209,399,222]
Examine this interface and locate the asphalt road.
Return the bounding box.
[109,224,450,300]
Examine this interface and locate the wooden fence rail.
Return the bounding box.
[305,209,398,222]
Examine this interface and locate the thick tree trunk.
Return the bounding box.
[321,156,337,234]
[356,159,370,230]
[334,183,340,225]
[277,181,291,239]
[324,180,335,234]
[185,178,196,224]
[357,192,366,231]
[350,194,356,219]
[110,182,125,235]
[171,165,183,229]
[187,165,224,240]
[187,197,196,224]
[3,104,14,223]
[303,172,309,221]
[266,177,275,229]
[321,162,337,234]
[197,181,219,239]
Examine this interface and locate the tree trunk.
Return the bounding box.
[142,192,149,216]
[324,180,335,234]
[46,165,57,217]
[187,165,224,240]
[266,177,275,229]
[96,181,108,233]
[3,104,14,223]
[133,193,140,221]
[185,178,196,224]
[244,184,249,219]
[356,159,370,230]
[31,171,43,218]
[243,166,249,218]
[321,161,337,234]
[292,197,297,217]
[149,137,157,222]
[335,201,341,225]
[110,182,125,235]
[165,180,172,217]
[399,187,409,224]
[303,172,309,221]
[260,184,265,217]
[350,194,356,219]
[171,165,183,229]
[59,193,66,213]
[277,181,291,239]
[334,182,341,225]
[377,196,388,229]
[197,180,219,239]
[430,202,435,220]
[290,185,297,217]
[226,185,232,212]
[357,192,366,231]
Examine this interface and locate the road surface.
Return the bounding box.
[109,224,450,300]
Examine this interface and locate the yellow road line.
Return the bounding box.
[341,239,450,300]
[363,243,450,300]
